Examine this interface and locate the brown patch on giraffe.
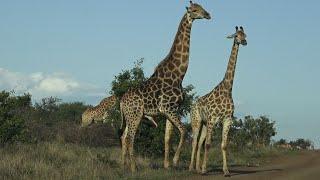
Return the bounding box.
[182,54,188,61]
[174,52,182,58]
[183,45,189,53]
[168,62,175,71]
[176,45,182,52]
[180,65,187,72]
[174,60,181,67]
[165,78,173,85]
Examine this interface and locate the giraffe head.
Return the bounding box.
[186,1,211,20]
[81,109,94,127]
[227,26,247,46]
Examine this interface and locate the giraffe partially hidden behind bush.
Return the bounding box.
[81,95,158,128]
[120,1,211,172]
[188,26,247,176]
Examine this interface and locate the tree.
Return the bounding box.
[0,91,31,144]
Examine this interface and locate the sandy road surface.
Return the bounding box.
[186,151,320,180]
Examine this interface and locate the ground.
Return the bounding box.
[188,150,320,180]
[0,142,319,179]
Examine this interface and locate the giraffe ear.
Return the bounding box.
[227,33,236,39]
[190,1,193,5]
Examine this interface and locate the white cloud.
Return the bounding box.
[0,67,104,102]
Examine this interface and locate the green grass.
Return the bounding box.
[0,142,295,179]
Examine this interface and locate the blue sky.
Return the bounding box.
[1,0,319,147]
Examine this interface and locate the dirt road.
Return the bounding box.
[186,151,320,180]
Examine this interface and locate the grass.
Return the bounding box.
[0,142,295,179]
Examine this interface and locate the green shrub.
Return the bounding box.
[0,91,31,144]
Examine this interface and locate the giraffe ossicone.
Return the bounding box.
[119,2,211,172]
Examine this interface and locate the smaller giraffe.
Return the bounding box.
[81,95,118,127]
[188,26,247,176]
[82,95,158,128]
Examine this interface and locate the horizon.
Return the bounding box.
[1,1,319,148]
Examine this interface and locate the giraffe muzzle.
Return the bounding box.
[204,12,211,19]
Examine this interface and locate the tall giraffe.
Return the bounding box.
[188,26,247,176]
[81,95,157,128]
[120,1,211,172]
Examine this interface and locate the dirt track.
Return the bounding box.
[186,151,320,180]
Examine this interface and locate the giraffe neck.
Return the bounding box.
[153,13,193,83]
[222,40,240,91]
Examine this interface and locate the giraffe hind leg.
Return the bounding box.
[164,111,186,167]
[189,106,201,171]
[124,117,142,173]
[121,126,128,167]
[201,117,219,174]
[121,99,143,172]
[196,124,207,173]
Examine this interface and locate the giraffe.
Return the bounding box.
[81,95,157,128]
[81,95,118,127]
[188,26,247,176]
[119,1,211,172]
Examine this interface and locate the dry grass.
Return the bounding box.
[0,142,294,179]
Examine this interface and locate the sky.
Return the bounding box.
[1,0,319,148]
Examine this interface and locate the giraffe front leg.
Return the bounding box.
[201,121,215,174]
[164,119,173,169]
[221,118,232,177]
[196,124,207,173]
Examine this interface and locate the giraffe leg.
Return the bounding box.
[196,124,207,173]
[121,98,143,173]
[201,119,217,174]
[189,106,201,171]
[121,126,128,169]
[127,118,142,173]
[221,118,232,177]
[164,119,173,169]
[165,112,186,167]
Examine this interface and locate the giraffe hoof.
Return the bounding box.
[188,166,194,172]
[224,173,231,177]
[201,170,207,175]
[164,163,170,169]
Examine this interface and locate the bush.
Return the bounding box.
[0,91,31,144]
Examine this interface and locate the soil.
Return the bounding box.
[186,150,320,180]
